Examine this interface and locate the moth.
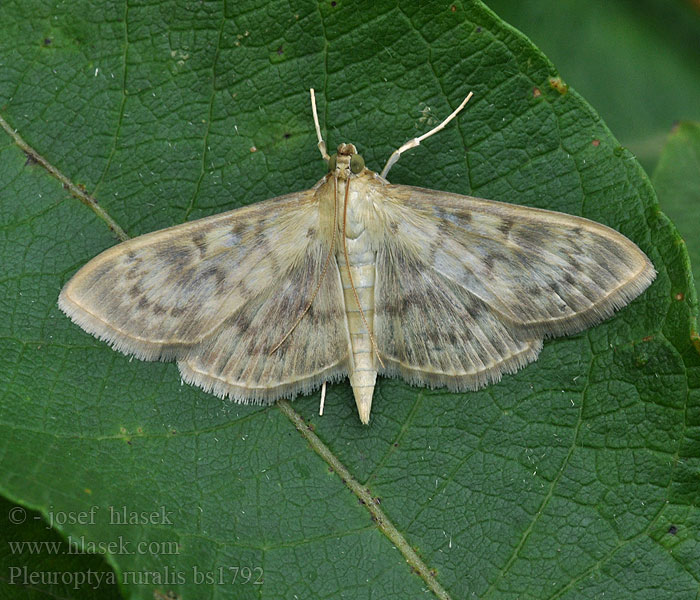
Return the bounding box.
[59,89,655,424]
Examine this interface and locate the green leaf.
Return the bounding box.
[653,121,700,296]
[1,1,698,599]
[484,0,700,173]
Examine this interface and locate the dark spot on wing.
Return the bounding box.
[492,250,510,264]
[90,264,112,283]
[254,216,269,238]
[517,226,547,248]
[597,259,613,276]
[498,219,514,238]
[429,224,449,263]
[427,328,442,345]
[230,219,246,237]
[129,283,144,298]
[548,282,570,312]
[466,297,484,319]
[212,267,227,293]
[188,266,227,296]
[568,256,584,272]
[277,289,296,316]
[125,263,142,280]
[381,292,423,317]
[158,245,193,270]
[234,307,254,334]
[192,232,208,259]
[450,330,466,346]
[519,255,537,271]
[450,209,471,225]
[563,272,577,286]
[152,303,167,315]
[597,236,626,262]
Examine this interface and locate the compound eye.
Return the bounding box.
[328,154,337,171]
[350,154,365,174]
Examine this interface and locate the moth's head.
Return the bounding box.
[328,143,365,180]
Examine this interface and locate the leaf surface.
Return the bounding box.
[0,1,698,599]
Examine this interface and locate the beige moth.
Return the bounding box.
[59,90,655,424]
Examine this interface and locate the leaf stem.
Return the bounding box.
[0,113,128,241]
[277,399,453,600]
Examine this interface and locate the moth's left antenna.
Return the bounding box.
[310,88,331,162]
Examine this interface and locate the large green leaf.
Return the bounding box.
[1,1,698,599]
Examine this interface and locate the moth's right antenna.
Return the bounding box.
[310,88,331,162]
[380,91,474,179]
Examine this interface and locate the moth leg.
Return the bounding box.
[319,381,326,416]
[310,88,331,162]
[380,91,474,178]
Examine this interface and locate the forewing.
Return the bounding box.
[60,187,350,402]
[373,183,655,339]
[60,190,329,358]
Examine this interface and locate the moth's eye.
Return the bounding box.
[350,154,365,174]
[328,154,337,171]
